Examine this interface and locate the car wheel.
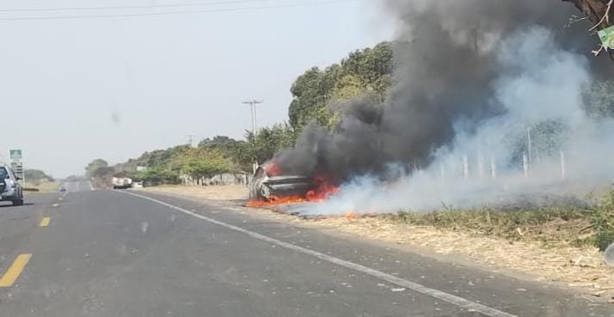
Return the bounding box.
[260,185,272,200]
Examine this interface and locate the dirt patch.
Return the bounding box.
[143,184,248,201]
[24,181,59,193]
[141,185,614,302]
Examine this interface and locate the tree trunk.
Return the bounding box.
[563,0,611,28]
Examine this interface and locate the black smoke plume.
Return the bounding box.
[274,0,613,182]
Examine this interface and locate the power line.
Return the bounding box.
[0,0,358,21]
[242,99,263,137]
[0,0,283,13]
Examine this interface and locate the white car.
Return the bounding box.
[0,165,24,206]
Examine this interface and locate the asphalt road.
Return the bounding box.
[0,183,611,316]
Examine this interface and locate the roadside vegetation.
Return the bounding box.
[385,191,614,251]
[22,169,58,193]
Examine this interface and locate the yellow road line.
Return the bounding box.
[0,254,32,287]
[39,217,50,227]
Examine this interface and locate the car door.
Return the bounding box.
[7,168,21,197]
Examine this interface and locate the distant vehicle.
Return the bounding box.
[249,166,315,201]
[59,186,67,193]
[112,176,133,190]
[0,165,24,206]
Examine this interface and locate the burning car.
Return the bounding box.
[249,165,316,201]
[248,160,341,208]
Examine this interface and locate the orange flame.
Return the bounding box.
[247,174,339,208]
[246,195,307,208]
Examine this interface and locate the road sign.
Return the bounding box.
[11,162,23,172]
[8,150,24,181]
[10,162,24,180]
[9,149,22,162]
[598,25,614,50]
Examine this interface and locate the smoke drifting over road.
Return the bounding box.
[275,0,614,214]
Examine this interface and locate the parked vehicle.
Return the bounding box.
[0,165,24,206]
[249,166,315,201]
[112,176,133,189]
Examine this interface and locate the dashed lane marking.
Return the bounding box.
[39,217,50,227]
[0,254,32,287]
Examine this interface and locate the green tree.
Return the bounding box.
[198,135,253,171]
[583,80,614,118]
[172,147,234,179]
[246,124,296,164]
[134,167,179,185]
[288,42,393,131]
[85,159,109,178]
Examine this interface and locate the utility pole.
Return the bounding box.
[242,99,263,174]
[242,99,263,137]
[527,127,533,164]
[187,134,197,148]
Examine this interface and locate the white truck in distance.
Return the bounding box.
[112,176,133,189]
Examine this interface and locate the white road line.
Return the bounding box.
[123,191,516,317]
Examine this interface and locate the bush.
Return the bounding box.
[134,168,179,185]
[592,191,614,251]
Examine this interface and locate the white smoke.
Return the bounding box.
[297,27,614,216]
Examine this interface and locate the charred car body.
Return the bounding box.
[249,166,316,201]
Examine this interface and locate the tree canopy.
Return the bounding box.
[85,159,109,178]
[288,42,393,130]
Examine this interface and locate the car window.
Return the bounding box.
[0,167,7,180]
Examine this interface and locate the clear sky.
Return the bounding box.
[0,0,394,177]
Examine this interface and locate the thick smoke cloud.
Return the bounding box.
[275,0,612,183]
[305,26,614,215]
[272,0,614,216]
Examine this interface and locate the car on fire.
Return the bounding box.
[249,165,316,201]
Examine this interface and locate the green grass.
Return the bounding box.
[383,191,614,251]
[592,191,614,251]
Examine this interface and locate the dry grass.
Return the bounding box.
[24,181,59,193]
[387,208,597,248]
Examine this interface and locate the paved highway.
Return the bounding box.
[0,183,611,316]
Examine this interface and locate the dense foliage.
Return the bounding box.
[288,42,393,130]
[244,124,296,164]
[84,159,115,179]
